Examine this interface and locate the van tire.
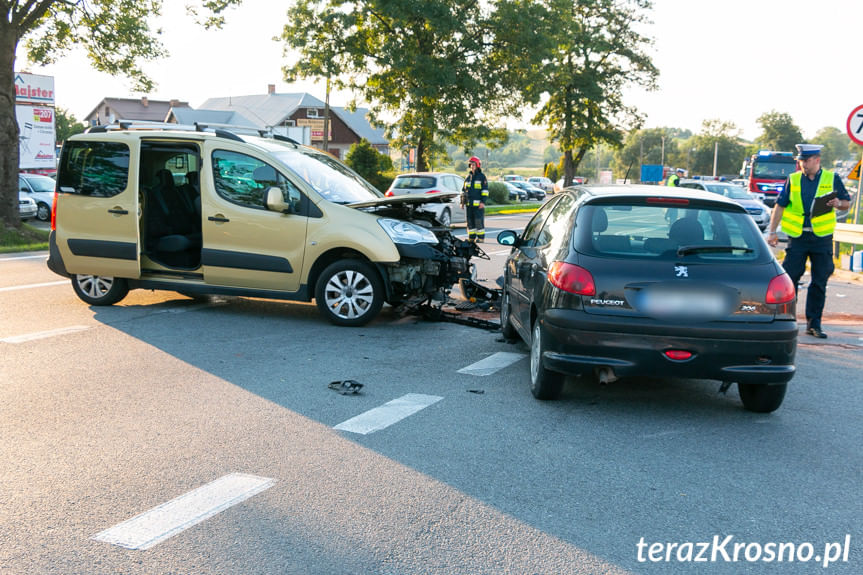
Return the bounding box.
[72,275,129,306]
[315,260,384,327]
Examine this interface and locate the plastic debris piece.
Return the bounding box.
[328,380,364,395]
[467,389,485,394]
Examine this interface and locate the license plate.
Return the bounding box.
[638,286,731,319]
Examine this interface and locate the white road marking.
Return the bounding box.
[92,473,276,550]
[1,325,90,344]
[334,393,443,435]
[0,280,67,292]
[0,254,48,261]
[457,351,527,376]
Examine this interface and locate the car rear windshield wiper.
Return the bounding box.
[677,245,754,256]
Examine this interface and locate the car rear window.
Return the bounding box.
[574,201,768,262]
[393,176,437,189]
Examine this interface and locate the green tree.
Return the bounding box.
[613,128,678,181]
[497,0,657,186]
[685,120,744,177]
[281,0,513,172]
[0,0,241,230]
[54,107,86,144]
[344,139,393,192]
[754,111,802,153]
[812,126,851,166]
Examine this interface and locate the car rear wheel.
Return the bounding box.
[71,275,129,306]
[499,288,518,340]
[36,202,50,222]
[737,382,787,413]
[530,321,564,399]
[316,259,384,327]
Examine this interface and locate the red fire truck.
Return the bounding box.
[746,150,797,207]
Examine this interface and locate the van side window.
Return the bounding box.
[211,150,303,212]
[57,142,130,197]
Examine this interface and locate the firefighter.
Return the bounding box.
[462,156,488,242]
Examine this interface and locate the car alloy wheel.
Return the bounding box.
[438,208,451,228]
[500,288,518,339]
[316,259,384,327]
[530,320,564,400]
[71,274,129,306]
[36,203,50,221]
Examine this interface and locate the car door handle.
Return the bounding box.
[208,215,230,223]
[108,208,128,215]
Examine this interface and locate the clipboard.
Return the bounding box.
[810,191,838,218]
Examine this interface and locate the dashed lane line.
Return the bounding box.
[457,351,527,376]
[334,393,443,435]
[0,280,67,292]
[92,473,276,550]
[0,254,48,261]
[1,325,91,344]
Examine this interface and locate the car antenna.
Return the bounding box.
[623,161,634,184]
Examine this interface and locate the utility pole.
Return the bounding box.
[323,75,330,153]
[712,141,719,177]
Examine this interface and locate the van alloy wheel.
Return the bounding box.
[71,274,129,306]
[315,260,384,327]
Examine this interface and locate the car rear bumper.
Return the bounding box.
[46,231,71,278]
[541,308,797,385]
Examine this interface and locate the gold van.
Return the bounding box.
[47,124,478,326]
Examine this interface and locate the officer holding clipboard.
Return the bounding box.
[767,144,851,338]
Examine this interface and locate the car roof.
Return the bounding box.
[394,172,460,178]
[565,183,743,208]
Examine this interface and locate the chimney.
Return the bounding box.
[169,99,179,107]
[141,96,149,107]
[267,84,276,95]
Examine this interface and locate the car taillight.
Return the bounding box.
[385,190,394,197]
[646,197,689,205]
[50,190,58,230]
[547,261,595,295]
[664,350,693,361]
[425,189,443,194]
[765,273,795,304]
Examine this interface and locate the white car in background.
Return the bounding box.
[528,176,554,192]
[385,172,465,228]
[19,173,56,221]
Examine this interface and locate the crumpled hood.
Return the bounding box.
[348,191,460,209]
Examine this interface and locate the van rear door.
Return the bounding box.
[54,139,141,279]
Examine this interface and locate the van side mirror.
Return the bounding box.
[265,186,293,214]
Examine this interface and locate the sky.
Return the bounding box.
[17,0,863,143]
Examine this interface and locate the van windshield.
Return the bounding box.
[272,148,384,204]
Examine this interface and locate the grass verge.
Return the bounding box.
[0,222,50,253]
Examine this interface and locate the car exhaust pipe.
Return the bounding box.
[596,367,618,385]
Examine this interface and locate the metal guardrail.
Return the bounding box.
[834,223,863,245]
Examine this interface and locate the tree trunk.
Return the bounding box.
[563,149,574,187]
[0,18,21,228]
[416,138,427,172]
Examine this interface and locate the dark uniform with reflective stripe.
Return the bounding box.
[462,168,488,241]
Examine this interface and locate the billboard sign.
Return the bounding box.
[17,105,56,169]
[14,72,55,105]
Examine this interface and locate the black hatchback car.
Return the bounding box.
[497,185,797,413]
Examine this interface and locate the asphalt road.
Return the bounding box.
[1,214,862,574]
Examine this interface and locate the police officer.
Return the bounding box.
[666,167,684,186]
[462,156,488,242]
[767,144,851,338]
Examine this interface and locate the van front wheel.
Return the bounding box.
[315,260,384,326]
[72,275,129,306]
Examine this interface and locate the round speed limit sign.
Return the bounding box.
[847,104,863,146]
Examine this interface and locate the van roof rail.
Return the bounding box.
[82,120,303,146]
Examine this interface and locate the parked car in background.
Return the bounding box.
[679,180,771,231]
[385,172,465,228]
[509,180,546,200]
[19,172,56,222]
[503,182,527,201]
[502,174,525,182]
[496,184,797,413]
[18,193,37,221]
[528,176,554,192]
[554,176,588,192]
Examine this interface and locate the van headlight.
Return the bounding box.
[378,218,438,245]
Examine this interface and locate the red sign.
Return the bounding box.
[847,104,863,146]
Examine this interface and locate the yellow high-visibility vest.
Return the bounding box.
[780,170,836,237]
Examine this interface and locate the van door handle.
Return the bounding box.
[108,208,128,215]
[208,215,230,223]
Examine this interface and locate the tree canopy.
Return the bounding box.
[0,1,241,228]
[754,110,802,153]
